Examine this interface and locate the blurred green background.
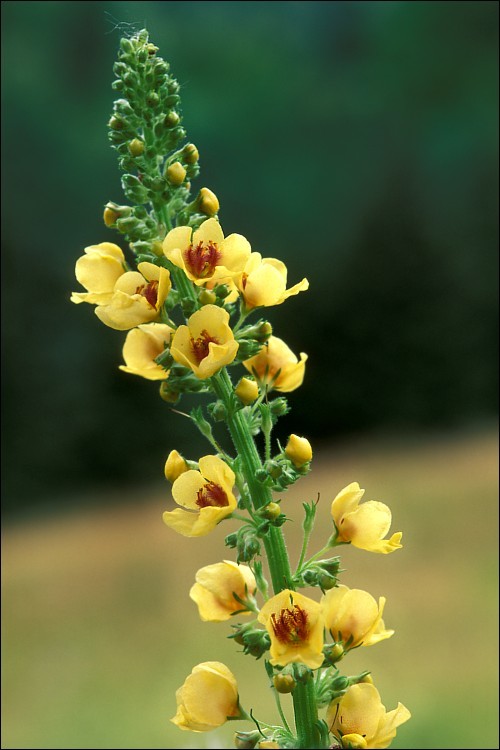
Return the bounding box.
[1,1,498,749]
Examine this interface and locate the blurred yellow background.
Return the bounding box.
[3,429,498,748]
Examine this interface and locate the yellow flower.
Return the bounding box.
[162,455,237,537]
[327,683,411,749]
[257,589,324,669]
[331,483,403,554]
[94,261,171,330]
[284,434,312,467]
[171,661,240,732]
[237,252,309,309]
[321,584,394,649]
[235,377,259,405]
[243,336,307,393]
[164,450,189,482]
[190,560,257,621]
[162,217,251,286]
[118,323,173,380]
[70,242,126,305]
[170,305,238,379]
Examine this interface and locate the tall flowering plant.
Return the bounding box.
[72,29,411,750]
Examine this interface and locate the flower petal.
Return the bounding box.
[192,217,225,248]
[331,482,365,525]
[163,225,193,258]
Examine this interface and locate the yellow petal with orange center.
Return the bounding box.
[258,589,324,669]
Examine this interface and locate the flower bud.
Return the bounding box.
[128,138,145,157]
[198,187,219,216]
[103,206,119,227]
[256,321,273,342]
[273,673,296,694]
[183,143,199,164]
[263,461,282,480]
[166,161,187,186]
[268,397,289,417]
[146,91,160,107]
[324,643,344,664]
[318,570,337,591]
[261,502,281,520]
[257,743,280,750]
[225,532,238,549]
[164,111,180,127]
[284,434,312,468]
[341,734,368,749]
[159,381,180,403]
[108,115,124,130]
[293,663,312,683]
[199,289,217,306]
[151,241,164,257]
[208,400,227,421]
[235,377,259,405]
[164,450,188,482]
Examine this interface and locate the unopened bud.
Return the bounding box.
[183,143,199,164]
[225,532,238,549]
[273,673,296,694]
[199,289,217,306]
[164,450,188,483]
[341,734,368,749]
[159,382,180,403]
[128,138,145,157]
[166,161,187,186]
[214,283,230,299]
[325,643,344,664]
[103,206,119,227]
[284,434,312,468]
[108,115,124,130]
[268,397,289,417]
[318,570,337,590]
[235,377,259,405]
[263,460,282,480]
[261,502,281,521]
[151,241,164,257]
[146,91,160,107]
[198,187,219,216]
[293,664,312,683]
[164,111,180,127]
[256,321,273,342]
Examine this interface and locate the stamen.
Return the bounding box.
[191,329,219,363]
[196,481,229,508]
[271,604,309,645]
[136,280,159,308]
[184,241,221,279]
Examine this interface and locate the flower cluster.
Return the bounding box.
[72,29,411,750]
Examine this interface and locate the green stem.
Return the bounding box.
[273,688,292,735]
[211,368,293,593]
[212,367,326,749]
[292,681,322,749]
[295,522,314,575]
